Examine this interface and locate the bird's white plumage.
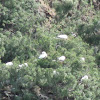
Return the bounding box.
[53,70,59,75]
[81,75,88,81]
[57,35,68,39]
[58,56,66,61]
[19,63,28,68]
[80,57,85,62]
[24,63,28,66]
[6,62,13,66]
[19,64,23,68]
[53,70,57,75]
[39,51,47,59]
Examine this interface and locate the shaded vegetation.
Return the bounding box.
[0,0,100,100]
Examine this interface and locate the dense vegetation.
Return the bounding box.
[0,0,100,100]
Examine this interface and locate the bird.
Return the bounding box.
[81,75,88,81]
[58,56,66,61]
[53,70,59,75]
[24,63,28,66]
[53,70,57,75]
[6,62,13,66]
[19,63,28,68]
[38,51,48,59]
[57,35,68,40]
[80,57,85,62]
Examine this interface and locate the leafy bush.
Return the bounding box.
[0,0,100,100]
[1,32,37,63]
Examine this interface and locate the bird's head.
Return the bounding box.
[42,51,46,54]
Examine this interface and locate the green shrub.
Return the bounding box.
[0,0,100,100]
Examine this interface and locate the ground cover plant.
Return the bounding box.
[0,0,100,100]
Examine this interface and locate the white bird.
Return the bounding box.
[57,35,68,40]
[24,63,28,66]
[6,62,13,66]
[38,51,47,59]
[58,56,66,61]
[19,63,28,68]
[80,57,85,62]
[19,64,23,68]
[53,70,57,75]
[53,70,59,75]
[81,75,88,81]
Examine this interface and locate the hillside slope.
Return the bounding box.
[0,0,100,100]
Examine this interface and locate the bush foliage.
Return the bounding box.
[0,0,100,100]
